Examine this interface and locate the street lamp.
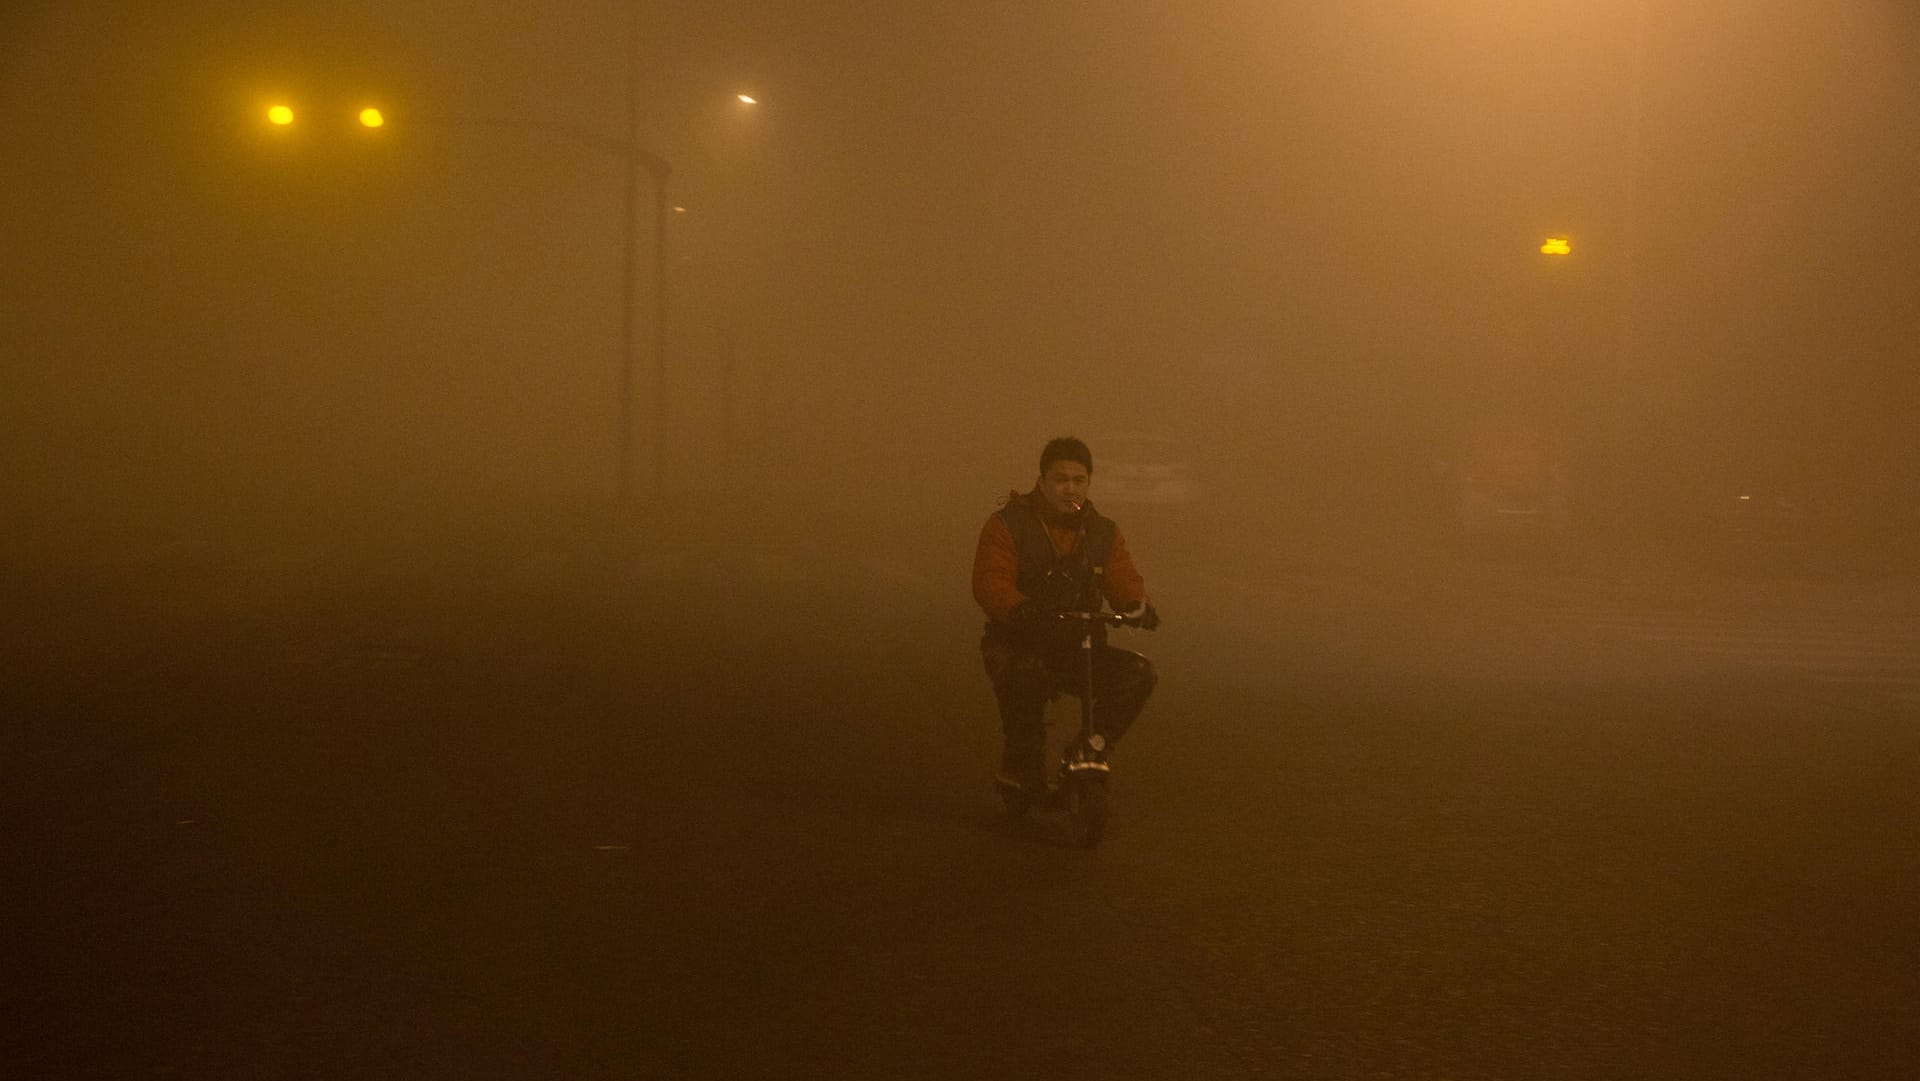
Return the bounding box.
[393,108,671,501]
[247,38,750,502]
[255,96,673,501]
[259,102,384,130]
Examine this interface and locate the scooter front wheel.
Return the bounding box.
[1063,772,1108,848]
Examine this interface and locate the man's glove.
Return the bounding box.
[1008,599,1045,626]
[1116,601,1161,631]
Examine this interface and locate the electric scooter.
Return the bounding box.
[999,607,1132,848]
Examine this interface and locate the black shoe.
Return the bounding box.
[995,754,1046,795]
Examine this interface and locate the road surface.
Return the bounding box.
[6,508,1918,1078]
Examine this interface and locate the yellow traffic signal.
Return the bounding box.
[1540,236,1572,256]
[267,104,294,126]
[358,107,385,128]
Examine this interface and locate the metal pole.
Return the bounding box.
[651,160,670,494]
[1616,0,1646,388]
[433,21,666,505]
[615,6,641,503]
[616,163,638,502]
[1614,0,1648,532]
[719,325,737,463]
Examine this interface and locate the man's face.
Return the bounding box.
[1038,459,1091,517]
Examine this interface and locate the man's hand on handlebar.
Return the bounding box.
[1016,599,1161,631]
[1008,599,1046,626]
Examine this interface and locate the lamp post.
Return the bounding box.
[263,100,674,503]
[254,24,766,503]
[1617,0,1647,386]
[427,115,670,502]
[445,8,675,501]
[623,5,665,502]
[1612,0,1649,535]
[621,146,672,503]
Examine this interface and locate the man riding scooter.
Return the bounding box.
[971,436,1162,799]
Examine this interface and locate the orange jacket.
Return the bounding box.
[971,491,1148,623]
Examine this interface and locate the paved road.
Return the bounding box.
[6,516,1918,1079]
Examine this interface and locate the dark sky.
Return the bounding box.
[5,1,1918,539]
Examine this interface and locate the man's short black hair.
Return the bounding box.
[1039,436,1093,476]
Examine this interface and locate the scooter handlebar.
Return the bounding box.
[1053,610,1132,627]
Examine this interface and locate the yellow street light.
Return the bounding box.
[358,107,385,128]
[1540,236,1572,256]
[267,104,294,126]
[736,93,758,105]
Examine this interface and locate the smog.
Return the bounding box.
[5,2,1919,1075]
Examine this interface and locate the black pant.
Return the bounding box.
[980,633,1157,773]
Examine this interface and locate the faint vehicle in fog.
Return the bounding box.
[1091,434,1200,506]
[1684,472,1823,572]
[1449,422,1570,545]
